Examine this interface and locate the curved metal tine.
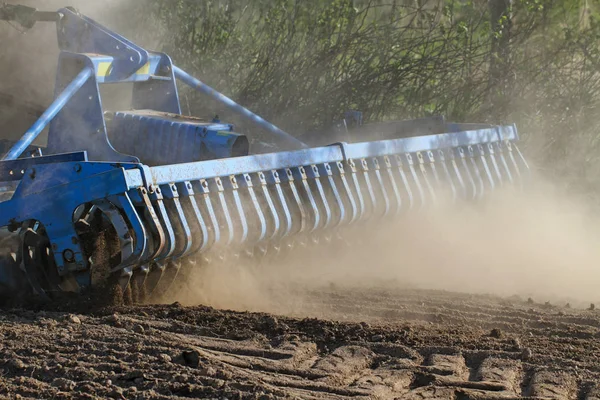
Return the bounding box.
[292,166,321,235]
[266,170,290,239]
[404,153,426,210]
[467,146,486,200]
[445,149,466,201]
[368,158,391,220]
[512,142,530,184]
[148,186,176,260]
[476,144,495,192]
[318,162,346,229]
[19,224,50,298]
[161,183,193,259]
[151,259,182,300]
[276,168,306,253]
[145,260,167,298]
[436,150,458,203]
[108,192,147,267]
[280,168,306,236]
[134,188,166,263]
[256,172,280,242]
[485,143,504,186]
[382,156,402,216]
[131,264,150,303]
[456,147,477,201]
[176,181,209,255]
[94,198,136,271]
[207,177,235,260]
[358,158,378,220]
[416,152,437,207]
[494,142,513,184]
[393,155,414,212]
[425,150,443,196]
[347,159,366,222]
[239,173,268,250]
[306,164,332,231]
[331,161,358,225]
[224,175,249,248]
[193,179,221,259]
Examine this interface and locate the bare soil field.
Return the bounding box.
[0,287,598,400]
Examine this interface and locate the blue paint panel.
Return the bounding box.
[108,110,249,166]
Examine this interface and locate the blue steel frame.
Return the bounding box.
[2,7,305,162]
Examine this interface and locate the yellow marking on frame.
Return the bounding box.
[136,62,150,75]
[97,62,112,77]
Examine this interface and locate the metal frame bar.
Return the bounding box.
[2,68,93,161]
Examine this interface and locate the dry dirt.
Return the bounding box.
[1,286,599,400]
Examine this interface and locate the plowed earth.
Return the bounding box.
[1,288,599,400]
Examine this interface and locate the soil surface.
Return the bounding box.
[0,287,599,400]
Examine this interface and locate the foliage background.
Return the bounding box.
[3,0,600,195]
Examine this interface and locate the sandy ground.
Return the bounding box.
[0,286,599,400]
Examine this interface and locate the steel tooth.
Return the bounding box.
[148,185,176,260]
[495,142,514,183]
[486,143,504,186]
[511,142,530,185]
[211,177,235,247]
[94,199,135,270]
[476,144,495,191]
[267,170,292,238]
[258,172,280,240]
[293,166,320,232]
[145,261,166,297]
[447,150,467,200]
[358,158,377,219]
[467,146,486,199]
[456,147,477,201]
[347,159,366,221]
[177,181,209,254]
[332,161,357,224]
[307,164,332,230]
[132,265,149,303]
[152,260,182,300]
[281,168,306,235]
[383,156,402,216]
[318,163,346,228]
[437,150,458,202]
[394,155,414,211]
[505,141,522,183]
[417,152,437,205]
[195,179,221,251]
[369,158,390,219]
[109,192,146,267]
[405,153,426,210]
[241,173,267,244]
[131,188,165,263]
[225,175,249,245]
[161,183,193,258]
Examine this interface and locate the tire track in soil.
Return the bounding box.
[0,287,598,399]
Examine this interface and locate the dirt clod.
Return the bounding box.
[521,348,533,361]
[133,324,145,334]
[175,349,201,368]
[489,328,503,338]
[67,314,81,324]
[51,378,76,391]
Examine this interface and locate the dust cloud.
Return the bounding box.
[172,171,600,314]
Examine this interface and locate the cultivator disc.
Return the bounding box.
[0,124,529,302]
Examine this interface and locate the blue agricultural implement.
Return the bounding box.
[0,4,529,302]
